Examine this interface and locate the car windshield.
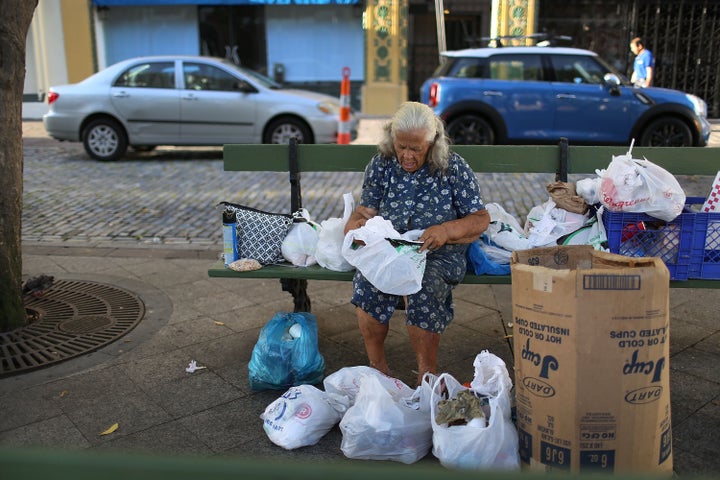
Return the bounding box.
[592,54,632,85]
[219,59,282,89]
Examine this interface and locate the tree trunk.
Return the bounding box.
[0,0,38,331]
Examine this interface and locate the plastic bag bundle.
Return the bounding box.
[281,209,321,267]
[484,203,530,252]
[466,235,511,276]
[323,365,414,406]
[248,312,325,391]
[599,144,686,221]
[342,216,427,295]
[339,373,435,464]
[431,351,520,470]
[526,200,588,248]
[315,192,355,272]
[262,384,348,450]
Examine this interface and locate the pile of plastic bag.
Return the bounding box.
[467,144,686,275]
[260,351,521,470]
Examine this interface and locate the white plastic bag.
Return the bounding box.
[558,207,608,251]
[315,193,355,272]
[576,176,602,205]
[323,366,414,407]
[431,351,520,471]
[281,209,321,267]
[261,384,348,450]
[599,146,686,221]
[484,203,530,251]
[342,216,427,295]
[339,373,435,464]
[526,199,588,248]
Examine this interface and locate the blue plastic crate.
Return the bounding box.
[687,202,720,280]
[601,199,701,281]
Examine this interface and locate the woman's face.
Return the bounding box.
[393,128,432,173]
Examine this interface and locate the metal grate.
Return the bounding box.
[634,0,720,118]
[0,279,145,376]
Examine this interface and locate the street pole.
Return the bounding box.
[435,0,446,64]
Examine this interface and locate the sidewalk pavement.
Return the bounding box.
[2,116,719,477]
[0,243,718,478]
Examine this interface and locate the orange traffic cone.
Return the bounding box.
[338,66,351,145]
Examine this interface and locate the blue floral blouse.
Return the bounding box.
[359,151,485,235]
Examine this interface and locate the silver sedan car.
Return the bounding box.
[43,55,357,161]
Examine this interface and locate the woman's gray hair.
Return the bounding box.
[377,101,451,174]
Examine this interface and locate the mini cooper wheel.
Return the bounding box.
[639,117,693,147]
[447,115,495,145]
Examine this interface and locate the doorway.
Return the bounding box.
[198,5,268,75]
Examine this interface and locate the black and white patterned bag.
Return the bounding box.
[219,202,293,265]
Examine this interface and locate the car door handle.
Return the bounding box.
[182,94,199,101]
[556,94,577,99]
[112,92,130,98]
[483,91,503,97]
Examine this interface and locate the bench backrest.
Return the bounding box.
[224,143,720,176]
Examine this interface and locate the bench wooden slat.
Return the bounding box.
[209,259,720,288]
[208,259,513,284]
[208,259,355,281]
[224,143,720,176]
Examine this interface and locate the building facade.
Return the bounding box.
[23,0,719,119]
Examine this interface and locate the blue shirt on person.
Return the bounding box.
[634,49,654,85]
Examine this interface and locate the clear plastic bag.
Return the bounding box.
[339,373,435,464]
[323,366,414,406]
[316,193,355,272]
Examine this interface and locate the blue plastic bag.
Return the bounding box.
[248,311,326,391]
[466,236,511,276]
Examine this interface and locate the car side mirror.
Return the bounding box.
[603,73,621,96]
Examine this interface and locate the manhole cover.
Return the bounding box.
[0,279,145,377]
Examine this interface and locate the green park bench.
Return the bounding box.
[208,139,720,311]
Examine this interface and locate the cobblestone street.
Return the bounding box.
[21,119,719,252]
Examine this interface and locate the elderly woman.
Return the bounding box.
[344,102,490,385]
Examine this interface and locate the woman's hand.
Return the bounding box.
[344,206,378,235]
[419,224,449,252]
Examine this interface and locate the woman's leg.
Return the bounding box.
[356,306,390,375]
[407,324,440,386]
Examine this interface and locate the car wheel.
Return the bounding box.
[263,116,313,144]
[82,118,128,161]
[447,115,495,145]
[639,117,693,147]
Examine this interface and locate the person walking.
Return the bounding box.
[343,101,490,386]
[630,37,654,87]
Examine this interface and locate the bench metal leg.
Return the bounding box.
[280,278,311,312]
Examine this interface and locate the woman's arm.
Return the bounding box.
[344,205,378,235]
[418,209,490,252]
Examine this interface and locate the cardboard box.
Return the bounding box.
[511,246,673,474]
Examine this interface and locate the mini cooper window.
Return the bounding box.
[550,55,607,84]
[488,54,543,81]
